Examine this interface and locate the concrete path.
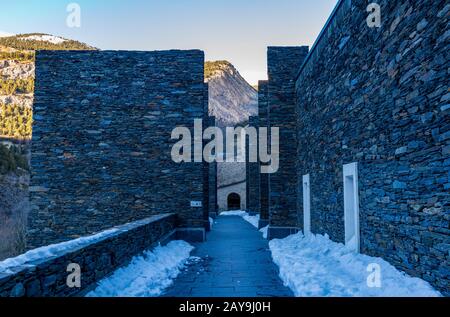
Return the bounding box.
[162,215,293,297]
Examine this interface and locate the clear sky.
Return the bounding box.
[0,0,338,85]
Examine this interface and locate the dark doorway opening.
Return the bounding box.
[227,193,241,210]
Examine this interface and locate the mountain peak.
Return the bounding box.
[206,60,258,127]
[205,60,239,81]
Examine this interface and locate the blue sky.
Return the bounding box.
[0,0,337,85]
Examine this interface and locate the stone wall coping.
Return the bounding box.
[0,213,176,277]
[36,49,204,55]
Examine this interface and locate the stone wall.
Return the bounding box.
[246,116,261,215]
[258,81,270,228]
[29,50,207,249]
[295,0,449,294]
[0,214,176,297]
[202,84,211,231]
[207,116,218,218]
[267,46,309,239]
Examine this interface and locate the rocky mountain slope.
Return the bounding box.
[205,61,258,127]
[205,61,257,191]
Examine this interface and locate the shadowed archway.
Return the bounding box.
[227,193,241,210]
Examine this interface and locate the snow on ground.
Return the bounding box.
[20,34,67,44]
[0,228,119,274]
[220,211,267,238]
[260,226,268,239]
[220,210,260,228]
[87,241,194,297]
[269,232,441,297]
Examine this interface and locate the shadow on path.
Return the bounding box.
[162,215,293,297]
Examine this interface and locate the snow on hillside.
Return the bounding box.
[0,31,14,38]
[269,232,441,297]
[20,34,67,44]
[87,241,194,297]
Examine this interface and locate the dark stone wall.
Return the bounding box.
[295,0,449,294]
[207,116,218,217]
[247,116,261,214]
[246,153,250,211]
[267,46,309,237]
[258,81,270,226]
[0,214,176,297]
[29,50,206,249]
[202,85,210,231]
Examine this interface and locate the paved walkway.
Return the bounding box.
[162,215,293,297]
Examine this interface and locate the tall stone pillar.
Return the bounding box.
[203,83,211,231]
[267,46,309,239]
[247,116,260,215]
[258,80,270,229]
[208,116,218,218]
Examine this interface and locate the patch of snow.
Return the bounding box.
[260,226,268,239]
[269,232,441,297]
[243,213,259,228]
[86,240,194,297]
[220,210,247,217]
[220,210,261,231]
[20,34,67,44]
[0,228,119,274]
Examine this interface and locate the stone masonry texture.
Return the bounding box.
[28,50,206,249]
[267,46,309,237]
[295,0,449,294]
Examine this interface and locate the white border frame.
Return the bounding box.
[343,162,360,252]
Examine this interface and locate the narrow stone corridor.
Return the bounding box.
[162,216,293,297]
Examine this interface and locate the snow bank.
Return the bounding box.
[220,210,260,229]
[269,232,441,297]
[87,241,194,297]
[0,228,119,274]
[220,210,247,217]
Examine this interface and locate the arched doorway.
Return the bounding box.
[227,193,241,210]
